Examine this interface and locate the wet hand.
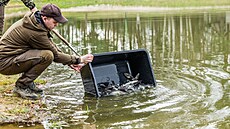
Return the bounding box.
[80,54,94,64]
[69,63,85,72]
[70,54,94,72]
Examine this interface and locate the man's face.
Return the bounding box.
[42,16,58,30]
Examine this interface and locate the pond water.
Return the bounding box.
[3,11,230,129]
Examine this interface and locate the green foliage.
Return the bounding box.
[9,0,230,8]
[34,79,47,85]
[5,0,230,15]
[45,121,69,128]
[6,106,30,115]
[0,74,18,86]
[86,104,90,115]
[0,74,46,93]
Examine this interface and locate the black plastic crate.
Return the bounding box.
[80,49,156,97]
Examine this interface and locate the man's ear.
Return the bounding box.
[41,16,48,22]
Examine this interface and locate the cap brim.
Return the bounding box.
[53,15,68,23]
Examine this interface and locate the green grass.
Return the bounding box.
[0,74,18,86]
[37,0,230,7]
[6,0,230,10]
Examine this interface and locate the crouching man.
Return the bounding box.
[0,4,94,100]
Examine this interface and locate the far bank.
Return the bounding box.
[5,5,230,18]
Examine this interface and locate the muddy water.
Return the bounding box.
[3,11,230,128]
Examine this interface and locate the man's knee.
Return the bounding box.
[40,50,54,63]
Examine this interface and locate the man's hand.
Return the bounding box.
[69,63,85,72]
[70,54,94,72]
[80,54,94,64]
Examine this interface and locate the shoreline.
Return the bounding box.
[61,5,230,12]
[5,5,230,18]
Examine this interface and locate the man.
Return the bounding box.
[0,4,94,100]
[0,0,37,36]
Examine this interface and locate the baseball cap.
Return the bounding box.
[40,4,68,23]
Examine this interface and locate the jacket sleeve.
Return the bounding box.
[21,0,36,10]
[29,32,79,65]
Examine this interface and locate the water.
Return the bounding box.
[2,11,230,128]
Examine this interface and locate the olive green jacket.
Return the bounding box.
[0,12,78,70]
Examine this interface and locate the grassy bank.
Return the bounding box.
[0,73,48,125]
[5,0,230,14]
[9,0,230,8]
[0,75,48,126]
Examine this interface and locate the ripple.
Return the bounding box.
[133,94,187,113]
[203,76,223,110]
[40,62,229,128]
[205,106,230,122]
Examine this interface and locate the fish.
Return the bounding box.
[97,72,148,96]
[124,73,140,81]
[109,90,127,96]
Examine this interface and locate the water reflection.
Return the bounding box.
[3,11,230,129]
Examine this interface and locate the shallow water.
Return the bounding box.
[2,11,230,128]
